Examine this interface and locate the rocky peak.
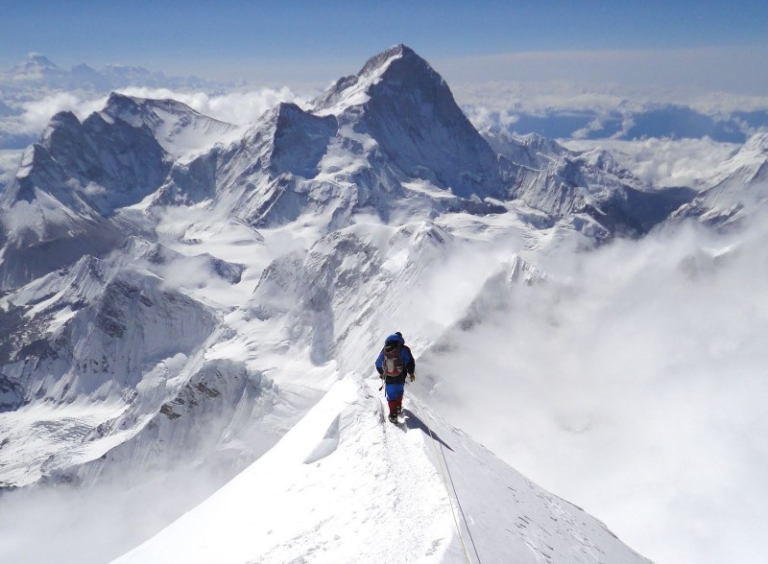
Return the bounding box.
[100,92,238,160]
[355,44,438,92]
[104,92,142,113]
[223,102,336,181]
[2,102,169,219]
[41,110,84,146]
[519,132,566,157]
[311,44,442,116]
[101,93,172,130]
[313,45,502,198]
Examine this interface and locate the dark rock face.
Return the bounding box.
[0,105,171,288]
[270,103,338,178]
[40,110,171,215]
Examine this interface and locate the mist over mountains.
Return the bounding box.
[467,102,768,143]
[0,45,766,564]
[1,53,221,93]
[3,52,768,148]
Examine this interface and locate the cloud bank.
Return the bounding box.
[418,216,768,564]
[0,87,301,147]
[564,137,740,188]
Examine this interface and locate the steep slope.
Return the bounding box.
[2,110,169,216]
[156,101,342,218]
[484,129,696,236]
[314,45,505,200]
[0,257,219,487]
[32,213,526,492]
[114,374,650,564]
[673,132,768,225]
[0,107,170,288]
[0,94,240,289]
[99,93,240,162]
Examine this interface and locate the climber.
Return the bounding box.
[375,332,416,423]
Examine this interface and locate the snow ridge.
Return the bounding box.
[114,374,651,564]
[673,131,768,225]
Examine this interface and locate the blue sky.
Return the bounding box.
[2,1,768,93]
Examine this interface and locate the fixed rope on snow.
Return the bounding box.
[436,427,483,564]
[425,415,485,564]
[378,375,482,563]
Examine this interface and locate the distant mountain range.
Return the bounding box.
[0,52,222,92]
[469,103,768,143]
[3,53,768,144]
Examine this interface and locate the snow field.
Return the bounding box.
[0,399,129,487]
[114,374,455,564]
[114,371,650,564]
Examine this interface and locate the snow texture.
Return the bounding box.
[115,374,650,564]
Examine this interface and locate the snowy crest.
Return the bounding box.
[674,131,768,226]
[99,93,240,161]
[113,374,652,564]
[313,44,504,200]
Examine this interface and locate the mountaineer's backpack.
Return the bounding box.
[382,345,404,378]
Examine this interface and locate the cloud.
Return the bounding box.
[0,87,300,148]
[416,214,768,564]
[455,81,640,118]
[0,149,23,187]
[114,86,304,126]
[0,92,105,136]
[445,48,768,144]
[0,466,230,564]
[563,137,740,187]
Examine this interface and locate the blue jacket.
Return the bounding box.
[375,333,415,383]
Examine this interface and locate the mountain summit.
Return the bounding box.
[312,44,503,198]
[313,45,437,115]
[5,52,65,82]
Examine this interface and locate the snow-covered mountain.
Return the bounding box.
[10,43,767,563]
[0,93,243,288]
[4,53,66,84]
[99,93,241,161]
[0,107,168,287]
[1,53,218,91]
[313,45,505,200]
[0,44,684,291]
[673,132,768,226]
[484,128,696,235]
